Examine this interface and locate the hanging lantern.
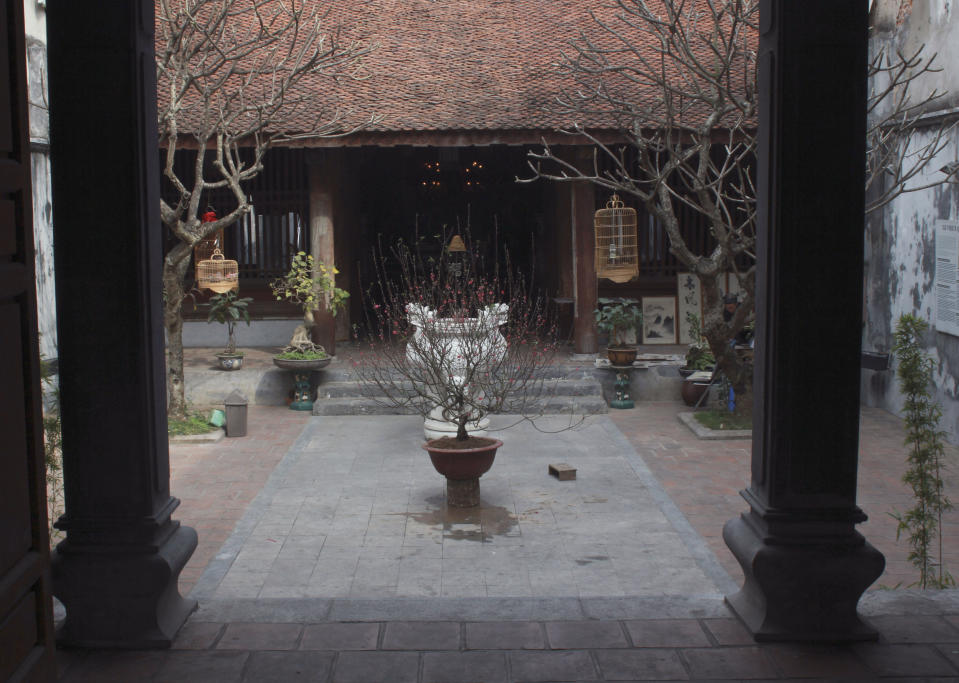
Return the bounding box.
[447,235,466,253]
[197,248,239,293]
[594,194,639,283]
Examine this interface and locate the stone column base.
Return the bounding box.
[52,524,198,648]
[723,514,884,642]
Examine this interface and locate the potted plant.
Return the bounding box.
[354,232,563,507]
[680,313,715,377]
[272,329,332,411]
[680,313,714,405]
[270,251,348,356]
[594,297,642,365]
[207,291,252,370]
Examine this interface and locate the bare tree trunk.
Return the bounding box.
[163,242,193,419]
[700,272,752,417]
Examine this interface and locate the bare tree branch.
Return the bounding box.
[156,0,380,417]
[523,0,954,415]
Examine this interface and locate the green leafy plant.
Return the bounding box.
[684,312,715,371]
[890,314,955,589]
[270,251,349,323]
[275,349,330,361]
[594,297,642,347]
[167,410,217,436]
[207,290,252,355]
[39,345,63,546]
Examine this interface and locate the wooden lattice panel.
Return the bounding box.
[595,194,638,283]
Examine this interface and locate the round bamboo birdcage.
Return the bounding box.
[194,228,224,282]
[197,248,239,293]
[594,194,639,283]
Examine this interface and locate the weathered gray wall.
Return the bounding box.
[25,2,56,361]
[863,0,959,442]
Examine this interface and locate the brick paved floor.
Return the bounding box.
[56,611,959,681]
[172,406,312,593]
[608,402,959,590]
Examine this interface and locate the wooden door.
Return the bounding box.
[0,0,56,679]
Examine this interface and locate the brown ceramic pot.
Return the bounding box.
[607,346,637,365]
[681,378,710,407]
[422,437,502,507]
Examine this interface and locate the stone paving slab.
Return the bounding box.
[59,398,959,681]
[57,593,959,681]
[190,414,733,613]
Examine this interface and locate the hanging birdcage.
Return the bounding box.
[194,228,224,282]
[197,248,239,293]
[594,194,639,283]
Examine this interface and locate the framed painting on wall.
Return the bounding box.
[676,272,702,344]
[642,296,677,344]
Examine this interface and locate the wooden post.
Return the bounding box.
[308,151,338,355]
[48,0,197,647]
[723,0,884,641]
[571,147,597,354]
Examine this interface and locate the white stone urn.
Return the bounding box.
[405,303,509,439]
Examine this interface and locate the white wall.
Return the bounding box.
[23,0,45,42]
[864,0,959,441]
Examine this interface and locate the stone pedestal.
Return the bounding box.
[724,505,884,641]
[52,523,197,648]
[446,478,481,508]
[723,0,884,641]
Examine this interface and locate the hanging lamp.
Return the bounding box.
[197,248,239,293]
[594,194,639,283]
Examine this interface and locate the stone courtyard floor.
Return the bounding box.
[56,401,959,681]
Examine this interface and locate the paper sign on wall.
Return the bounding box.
[936,220,959,337]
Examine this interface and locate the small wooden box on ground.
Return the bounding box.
[548,463,577,481]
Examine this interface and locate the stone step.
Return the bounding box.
[311,394,610,416]
[315,378,605,400]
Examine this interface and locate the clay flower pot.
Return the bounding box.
[681,378,710,406]
[422,437,502,508]
[607,346,637,366]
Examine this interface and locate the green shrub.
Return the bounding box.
[890,314,954,589]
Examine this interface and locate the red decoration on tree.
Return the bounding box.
[202,210,217,223]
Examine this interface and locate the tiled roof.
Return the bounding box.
[158,0,755,142]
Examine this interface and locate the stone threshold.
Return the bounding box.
[170,428,225,445]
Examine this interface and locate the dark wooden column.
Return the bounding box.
[570,148,597,354]
[723,0,884,641]
[47,1,197,647]
[308,150,340,354]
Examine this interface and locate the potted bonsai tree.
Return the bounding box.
[270,251,348,357]
[354,231,562,507]
[594,297,642,365]
[270,252,345,409]
[207,290,253,370]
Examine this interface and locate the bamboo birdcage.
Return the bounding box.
[194,228,225,281]
[594,194,639,283]
[196,248,239,293]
